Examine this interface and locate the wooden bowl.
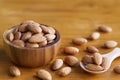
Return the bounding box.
[3,26,61,68]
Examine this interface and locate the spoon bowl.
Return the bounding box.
[80,47,120,74]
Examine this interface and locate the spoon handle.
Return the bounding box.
[103,47,120,62]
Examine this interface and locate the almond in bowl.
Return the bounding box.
[3,20,61,68]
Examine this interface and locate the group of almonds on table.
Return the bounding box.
[8,22,120,80]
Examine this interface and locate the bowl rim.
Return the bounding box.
[3,26,61,50]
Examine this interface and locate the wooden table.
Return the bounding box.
[1,0,120,80]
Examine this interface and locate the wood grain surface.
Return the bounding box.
[0,0,120,80]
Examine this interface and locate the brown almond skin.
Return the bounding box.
[93,53,102,65]
[36,69,52,80]
[51,59,63,70]
[101,57,109,69]
[98,26,112,33]
[14,32,21,40]
[13,27,18,34]
[58,67,72,77]
[104,41,118,48]
[82,55,94,64]
[40,25,55,34]
[26,43,39,48]
[64,47,79,55]
[72,38,87,45]
[64,56,78,66]
[12,40,25,47]
[39,40,47,47]
[7,32,14,41]
[114,65,120,74]
[27,22,42,33]
[29,35,46,43]
[9,66,21,77]
[45,34,56,41]
[19,23,28,32]
[48,27,56,34]
[85,64,104,71]
[87,46,99,53]
[21,32,32,41]
[89,32,100,40]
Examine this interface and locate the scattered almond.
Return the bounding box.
[64,47,79,55]
[9,66,20,77]
[72,38,87,45]
[36,69,52,80]
[64,56,78,66]
[87,46,99,53]
[58,67,71,77]
[51,59,63,70]
[89,32,100,40]
[98,25,112,33]
[104,40,118,48]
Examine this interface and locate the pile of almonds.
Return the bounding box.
[7,20,56,48]
[82,53,108,71]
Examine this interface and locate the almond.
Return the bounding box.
[98,25,112,33]
[12,40,25,47]
[7,32,14,41]
[28,22,42,33]
[58,67,71,77]
[82,55,94,64]
[36,69,52,80]
[9,66,20,77]
[104,40,118,48]
[26,43,39,48]
[29,35,46,43]
[39,40,47,47]
[48,27,56,34]
[93,53,102,65]
[87,46,99,53]
[21,20,35,24]
[19,23,28,32]
[64,47,79,55]
[40,25,55,34]
[85,64,104,71]
[101,57,109,69]
[89,32,100,40]
[72,38,87,45]
[14,32,21,40]
[114,65,120,74]
[64,56,78,66]
[45,34,56,41]
[13,27,18,34]
[21,32,32,41]
[51,59,63,70]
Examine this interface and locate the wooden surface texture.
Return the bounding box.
[0,0,120,80]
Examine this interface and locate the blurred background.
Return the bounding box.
[1,0,120,47]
